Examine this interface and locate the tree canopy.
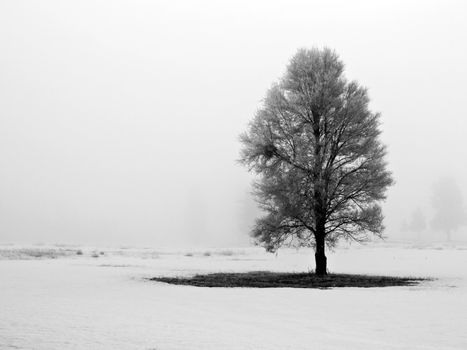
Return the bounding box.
[239,47,393,274]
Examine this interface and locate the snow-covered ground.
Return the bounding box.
[1,242,466,349]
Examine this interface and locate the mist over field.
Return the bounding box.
[1,0,467,247]
[3,3,467,350]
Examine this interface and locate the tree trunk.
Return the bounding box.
[315,234,327,276]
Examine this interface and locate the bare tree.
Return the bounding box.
[239,48,393,275]
[431,177,466,241]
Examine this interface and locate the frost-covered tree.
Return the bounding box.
[431,178,466,241]
[239,48,393,275]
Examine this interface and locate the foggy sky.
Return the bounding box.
[1,0,466,247]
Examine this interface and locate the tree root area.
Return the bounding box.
[149,271,427,289]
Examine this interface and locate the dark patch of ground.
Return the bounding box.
[149,271,427,289]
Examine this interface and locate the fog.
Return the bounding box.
[1,0,466,247]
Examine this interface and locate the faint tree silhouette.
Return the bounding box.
[408,208,426,241]
[236,189,259,236]
[431,177,466,241]
[400,218,409,233]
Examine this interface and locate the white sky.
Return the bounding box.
[0,0,466,246]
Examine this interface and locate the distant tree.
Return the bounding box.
[431,178,466,241]
[239,48,393,275]
[400,218,409,233]
[407,208,426,240]
[185,186,208,245]
[236,189,259,235]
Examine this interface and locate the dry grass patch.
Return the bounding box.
[150,271,427,289]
